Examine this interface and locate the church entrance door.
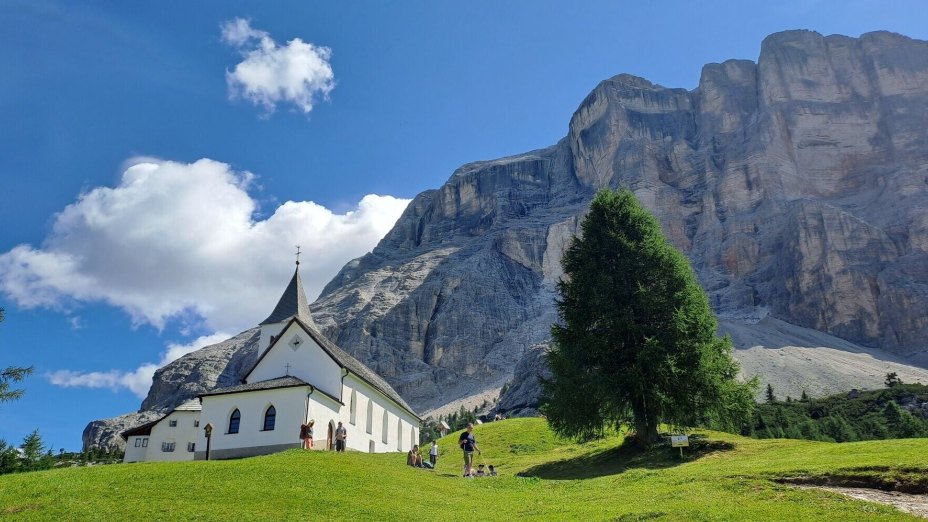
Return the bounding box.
[327,421,334,450]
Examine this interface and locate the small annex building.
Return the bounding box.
[123,399,201,462]
[122,264,420,462]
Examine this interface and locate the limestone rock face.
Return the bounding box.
[82,411,160,452]
[86,30,928,447]
[314,30,928,413]
[498,317,928,415]
[140,329,260,412]
[494,343,552,418]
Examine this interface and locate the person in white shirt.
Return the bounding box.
[429,440,439,468]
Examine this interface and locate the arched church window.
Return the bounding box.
[397,418,403,451]
[263,405,276,431]
[228,409,241,434]
[366,401,373,434]
[382,411,389,444]
[350,390,357,425]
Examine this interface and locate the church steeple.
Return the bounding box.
[260,251,316,328]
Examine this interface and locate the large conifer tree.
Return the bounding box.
[542,189,755,446]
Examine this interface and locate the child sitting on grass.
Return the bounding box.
[488,464,497,476]
[475,464,486,477]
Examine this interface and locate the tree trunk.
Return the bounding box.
[632,399,660,448]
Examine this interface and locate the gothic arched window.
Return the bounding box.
[350,390,357,425]
[382,410,389,444]
[228,409,241,434]
[366,401,373,434]
[263,405,276,431]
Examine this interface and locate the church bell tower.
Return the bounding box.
[258,249,317,356]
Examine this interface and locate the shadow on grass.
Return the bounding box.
[518,437,735,480]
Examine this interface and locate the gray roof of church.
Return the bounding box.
[121,400,202,439]
[174,399,202,411]
[244,317,419,419]
[122,418,160,439]
[294,318,417,417]
[199,376,311,397]
[260,267,316,327]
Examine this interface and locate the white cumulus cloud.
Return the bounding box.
[221,18,335,115]
[0,157,410,333]
[46,333,231,398]
[12,157,410,398]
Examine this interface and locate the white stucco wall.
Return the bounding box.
[146,410,200,462]
[194,375,418,458]
[258,322,287,355]
[341,374,419,454]
[124,435,149,463]
[247,322,342,399]
[197,386,323,457]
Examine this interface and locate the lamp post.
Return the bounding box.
[204,423,213,461]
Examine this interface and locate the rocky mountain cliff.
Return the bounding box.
[86,30,928,449]
[313,30,928,413]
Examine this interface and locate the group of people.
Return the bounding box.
[299,420,348,452]
[405,424,497,478]
[299,418,497,478]
[407,440,439,469]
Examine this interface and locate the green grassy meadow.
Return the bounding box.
[2,418,926,521]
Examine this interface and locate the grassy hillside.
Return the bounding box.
[2,418,927,521]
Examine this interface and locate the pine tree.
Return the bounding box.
[883,401,924,438]
[885,372,903,388]
[821,415,858,442]
[0,439,21,475]
[542,189,757,446]
[0,308,35,405]
[800,390,809,402]
[20,429,52,472]
[765,384,776,404]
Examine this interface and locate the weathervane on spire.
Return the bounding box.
[295,245,301,266]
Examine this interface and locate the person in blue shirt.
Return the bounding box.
[458,423,481,477]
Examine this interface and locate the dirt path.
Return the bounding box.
[795,485,928,518]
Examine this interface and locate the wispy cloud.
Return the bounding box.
[46,333,231,398]
[221,18,335,115]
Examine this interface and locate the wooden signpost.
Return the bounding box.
[204,423,214,461]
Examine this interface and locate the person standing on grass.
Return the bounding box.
[300,420,315,449]
[458,423,480,477]
[429,440,439,468]
[335,421,347,452]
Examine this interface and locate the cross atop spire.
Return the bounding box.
[295,245,301,266]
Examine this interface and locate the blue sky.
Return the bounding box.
[2,0,927,451]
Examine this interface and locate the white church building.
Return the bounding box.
[122,265,420,461]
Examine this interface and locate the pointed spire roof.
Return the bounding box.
[260,266,316,327]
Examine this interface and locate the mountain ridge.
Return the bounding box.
[84,29,928,449]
